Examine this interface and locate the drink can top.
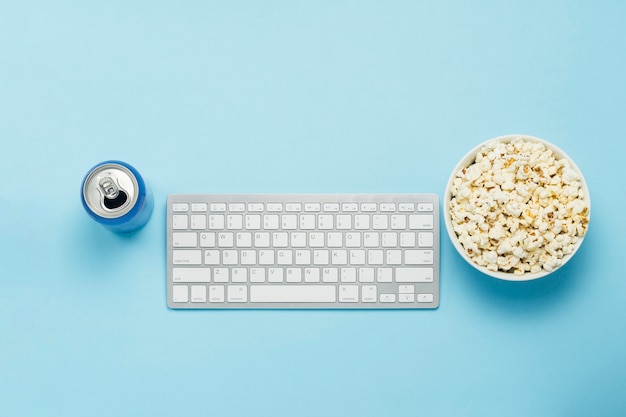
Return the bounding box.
[82,162,139,219]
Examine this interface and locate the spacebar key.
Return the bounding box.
[250,285,336,303]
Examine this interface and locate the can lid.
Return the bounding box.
[82,163,139,219]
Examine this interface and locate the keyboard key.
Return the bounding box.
[354,215,370,230]
[191,285,207,302]
[259,250,275,265]
[380,293,396,303]
[386,250,402,265]
[227,285,247,302]
[322,267,338,282]
[213,268,229,282]
[382,232,398,248]
[417,203,434,212]
[417,293,434,303]
[236,232,252,247]
[245,215,262,230]
[345,232,361,248]
[173,250,202,265]
[318,215,334,229]
[277,250,293,265]
[327,233,342,247]
[209,285,225,302]
[323,203,340,212]
[172,215,188,230]
[361,285,377,302]
[172,268,211,283]
[309,232,325,247]
[255,232,270,247]
[264,215,279,230]
[405,250,434,265]
[395,268,434,282]
[305,203,321,212]
[295,249,311,265]
[361,203,377,212]
[250,268,266,282]
[240,250,256,265]
[314,250,330,265]
[304,268,320,282]
[273,232,289,247]
[349,249,365,265]
[217,232,234,247]
[379,203,396,212]
[399,293,415,303]
[336,215,352,230]
[359,268,375,283]
[331,250,348,265]
[204,250,220,265]
[340,268,357,282]
[285,203,302,212]
[227,214,243,229]
[409,214,434,229]
[390,215,406,230]
[268,267,284,282]
[173,232,197,248]
[286,268,302,283]
[418,232,434,247]
[210,203,226,212]
[173,203,189,212]
[363,232,379,247]
[209,215,225,229]
[231,268,247,283]
[191,203,208,212]
[300,215,316,230]
[400,232,416,247]
[377,268,393,282]
[368,250,384,265]
[372,215,388,229]
[267,203,283,212]
[399,285,415,294]
[191,215,206,230]
[172,285,189,302]
[222,250,238,265]
[339,285,358,302]
[342,203,358,212]
[229,203,246,212]
[281,215,298,229]
[250,285,336,303]
[248,203,264,212]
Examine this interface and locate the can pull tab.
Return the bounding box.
[98,177,128,210]
[99,177,119,199]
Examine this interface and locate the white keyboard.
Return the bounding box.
[167,194,439,309]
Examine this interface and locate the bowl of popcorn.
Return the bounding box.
[444,134,590,280]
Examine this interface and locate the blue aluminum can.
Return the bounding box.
[81,160,154,233]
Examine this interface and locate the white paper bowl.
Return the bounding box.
[443,134,591,281]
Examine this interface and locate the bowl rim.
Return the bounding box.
[443,133,591,281]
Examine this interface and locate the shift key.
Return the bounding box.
[395,268,433,283]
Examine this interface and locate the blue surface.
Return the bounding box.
[1,1,625,416]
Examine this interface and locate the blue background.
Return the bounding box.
[2,1,625,416]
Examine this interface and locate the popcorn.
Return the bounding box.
[449,137,589,275]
